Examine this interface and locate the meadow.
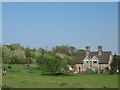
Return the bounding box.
[2,64,118,88]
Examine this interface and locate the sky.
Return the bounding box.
[2,2,118,54]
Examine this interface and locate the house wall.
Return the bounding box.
[92,63,99,71]
[76,63,110,72]
[76,64,83,71]
[100,64,109,70]
[108,53,113,69]
[75,53,112,72]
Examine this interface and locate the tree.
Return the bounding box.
[11,49,26,64]
[72,49,85,56]
[69,46,77,53]
[2,46,12,58]
[38,48,45,55]
[37,52,68,75]
[2,46,12,64]
[25,48,31,58]
[64,55,76,67]
[52,45,76,56]
[109,54,120,74]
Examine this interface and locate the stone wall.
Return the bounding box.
[108,53,113,69]
[76,63,110,72]
[76,64,83,71]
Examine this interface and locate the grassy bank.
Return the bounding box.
[2,64,118,88]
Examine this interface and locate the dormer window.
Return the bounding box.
[93,61,97,63]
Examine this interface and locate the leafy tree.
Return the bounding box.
[69,46,77,53]
[24,48,32,64]
[11,49,26,64]
[78,49,86,52]
[109,54,120,74]
[25,48,31,58]
[39,48,45,55]
[52,45,76,56]
[37,52,68,75]
[34,51,41,57]
[2,46,12,64]
[64,55,76,66]
[72,49,85,56]
[31,48,36,52]
[2,44,84,66]
[31,52,37,59]
[2,46,12,58]
[5,43,24,51]
[14,49,26,59]
[10,55,20,64]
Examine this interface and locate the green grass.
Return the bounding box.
[2,64,118,88]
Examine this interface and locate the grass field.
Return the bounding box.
[2,64,119,88]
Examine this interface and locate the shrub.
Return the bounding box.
[8,64,12,69]
[85,69,93,74]
[108,69,115,74]
[37,52,69,75]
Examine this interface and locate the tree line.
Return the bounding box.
[1,43,120,75]
[1,43,85,75]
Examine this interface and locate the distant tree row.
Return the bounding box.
[1,44,86,64]
[1,43,85,75]
[2,45,37,64]
[1,43,120,75]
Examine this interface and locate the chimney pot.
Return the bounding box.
[86,46,90,55]
[98,46,102,55]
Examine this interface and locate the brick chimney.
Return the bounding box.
[98,46,102,55]
[86,46,90,56]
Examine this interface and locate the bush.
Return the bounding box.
[85,69,94,74]
[37,52,69,75]
[110,54,120,74]
[108,69,115,74]
[8,64,12,69]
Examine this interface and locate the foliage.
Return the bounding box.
[25,48,31,58]
[85,69,94,74]
[72,49,85,56]
[2,46,13,64]
[2,46,12,59]
[8,64,12,69]
[64,55,76,67]
[109,54,120,74]
[2,44,85,70]
[52,45,77,56]
[37,52,68,75]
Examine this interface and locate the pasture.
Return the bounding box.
[2,64,118,88]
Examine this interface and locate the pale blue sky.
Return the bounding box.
[2,2,118,54]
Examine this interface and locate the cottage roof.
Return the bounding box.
[75,51,111,64]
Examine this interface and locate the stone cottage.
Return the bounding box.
[75,46,112,72]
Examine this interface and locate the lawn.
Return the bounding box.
[2,64,119,88]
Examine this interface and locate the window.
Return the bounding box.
[85,61,89,63]
[93,61,97,63]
